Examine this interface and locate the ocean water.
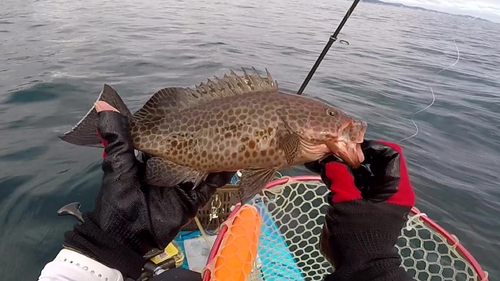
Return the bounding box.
[1,0,499,279]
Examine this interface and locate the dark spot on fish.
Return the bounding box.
[217,120,223,126]
[231,152,237,159]
[209,120,216,126]
[201,151,207,157]
[225,132,232,138]
[241,136,250,142]
[238,156,244,162]
[208,154,213,160]
[228,116,236,123]
[235,108,242,115]
[269,149,275,156]
[239,145,246,152]
[252,151,258,157]
[203,122,209,128]
[261,150,267,156]
[257,109,265,115]
[249,140,256,149]
[244,151,250,158]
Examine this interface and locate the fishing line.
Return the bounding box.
[398,40,460,143]
[398,87,436,143]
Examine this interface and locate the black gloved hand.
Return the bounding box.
[64,105,234,279]
[305,140,416,281]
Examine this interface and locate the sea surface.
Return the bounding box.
[0,0,499,280]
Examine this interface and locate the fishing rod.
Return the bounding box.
[297,0,361,95]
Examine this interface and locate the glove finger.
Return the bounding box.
[96,109,143,193]
[324,162,361,202]
[192,182,218,208]
[174,172,235,211]
[304,154,347,176]
[304,161,323,175]
[356,140,399,202]
[195,172,235,206]
[204,172,235,188]
[358,140,414,205]
[360,140,399,171]
[376,141,415,207]
[97,110,134,156]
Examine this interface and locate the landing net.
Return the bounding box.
[203,176,488,281]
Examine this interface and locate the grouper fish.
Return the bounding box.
[60,69,367,203]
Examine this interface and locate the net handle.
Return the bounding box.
[203,175,488,281]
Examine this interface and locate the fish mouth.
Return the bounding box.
[326,120,367,168]
[326,141,365,168]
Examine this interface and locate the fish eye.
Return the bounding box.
[326,108,337,116]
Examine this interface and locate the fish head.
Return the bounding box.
[298,105,367,168]
[326,117,367,168]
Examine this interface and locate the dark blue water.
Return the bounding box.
[1,0,499,279]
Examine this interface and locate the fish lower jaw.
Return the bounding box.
[326,141,364,168]
[299,143,331,163]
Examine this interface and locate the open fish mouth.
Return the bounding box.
[326,141,365,168]
[325,120,367,168]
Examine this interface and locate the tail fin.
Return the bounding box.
[59,84,133,147]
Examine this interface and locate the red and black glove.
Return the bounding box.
[305,140,416,281]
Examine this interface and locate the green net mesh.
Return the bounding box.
[219,177,488,281]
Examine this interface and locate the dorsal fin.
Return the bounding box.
[133,68,278,121]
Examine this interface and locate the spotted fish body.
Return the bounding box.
[61,69,367,203]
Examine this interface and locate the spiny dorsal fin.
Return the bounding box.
[133,68,278,121]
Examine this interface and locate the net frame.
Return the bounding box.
[203,175,488,281]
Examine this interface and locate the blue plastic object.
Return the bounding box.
[174,197,304,280]
[174,230,203,269]
[254,200,304,280]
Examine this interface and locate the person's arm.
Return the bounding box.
[38,102,232,281]
[306,140,416,281]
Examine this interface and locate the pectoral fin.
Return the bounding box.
[277,128,301,165]
[238,168,277,204]
[145,157,207,188]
